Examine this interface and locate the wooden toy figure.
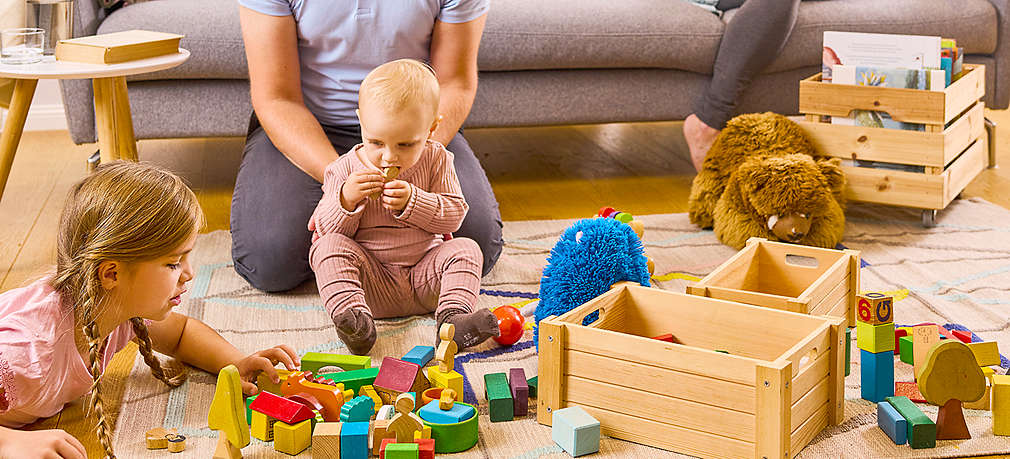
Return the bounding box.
[388,393,424,442]
[435,323,458,373]
[439,389,457,410]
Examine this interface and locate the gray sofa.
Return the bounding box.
[61,0,1010,145]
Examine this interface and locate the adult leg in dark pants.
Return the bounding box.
[231,120,504,292]
[684,0,802,170]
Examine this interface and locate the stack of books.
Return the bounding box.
[54,29,183,64]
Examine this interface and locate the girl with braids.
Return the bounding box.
[0,161,299,458]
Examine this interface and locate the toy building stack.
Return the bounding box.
[857,292,895,402]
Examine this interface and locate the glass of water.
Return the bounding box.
[27,0,75,55]
[1,28,46,65]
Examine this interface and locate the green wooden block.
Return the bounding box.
[899,336,914,365]
[245,393,258,424]
[857,321,895,353]
[527,376,538,398]
[385,442,420,459]
[301,352,371,374]
[845,328,851,376]
[317,367,379,394]
[484,372,513,422]
[885,396,936,449]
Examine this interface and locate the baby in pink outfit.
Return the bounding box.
[308,59,498,355]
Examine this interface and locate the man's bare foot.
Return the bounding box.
[683,114,721,172]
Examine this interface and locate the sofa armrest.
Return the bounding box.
[985,0,1010,109]
[59,0,105,144]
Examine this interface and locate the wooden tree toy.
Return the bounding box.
[387,393,424,442]
[208,365,250,459]
[917,340,986,440]
[435,323,458,373]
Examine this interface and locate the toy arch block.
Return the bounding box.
[537,284,847,458]
[375,357,430,405]
[857,292,893,325]
[686,238,861,328]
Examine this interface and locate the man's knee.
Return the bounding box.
[457,215,503,276]
[232,232,313,292]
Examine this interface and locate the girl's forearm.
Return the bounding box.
[172,317,246,374]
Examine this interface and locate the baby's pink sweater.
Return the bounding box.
[0,279,135,427]
[310,140,469,266]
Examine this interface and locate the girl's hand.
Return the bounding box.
[0,427,86,459]
[340,169,384,211]
[233,344,300,395]
[381,180,412,213]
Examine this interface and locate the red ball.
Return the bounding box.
[493,305,525,346]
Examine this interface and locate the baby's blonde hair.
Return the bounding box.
[50,161,203,459]
[359,58,440,121]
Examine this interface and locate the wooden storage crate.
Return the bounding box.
[798,64,991,225]
[687,238,860,328]
[537,284,846,459]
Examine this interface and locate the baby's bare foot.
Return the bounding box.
[683,114,721,172]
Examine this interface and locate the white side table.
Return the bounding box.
[0,49,190,202]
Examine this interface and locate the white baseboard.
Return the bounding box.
[25,104,69,131]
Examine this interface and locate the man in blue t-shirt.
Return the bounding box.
[232,0,502,292]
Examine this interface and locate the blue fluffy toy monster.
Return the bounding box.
[535,217,651,348]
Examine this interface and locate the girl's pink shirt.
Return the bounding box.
[0,279,136,428]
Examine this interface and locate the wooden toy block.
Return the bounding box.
[384,442,420,459]
[435,323,458,373]
[372,419,391,455]
[877,400,908,445]
[375,357,430,405]
[166,433,185,453]
[913,325,940,376]
[418,399,475,424]
[857,321,895,353]
[414,438,435,459]
[938,326,957,341]
[379,438,397,458]
[317,367,380,394]
[845,327,851,376]
[273,419,312,456]
[857,292,893,325]
[301,352,370,374]
[250,411,276,441]
[212,435,243,459]
[388,393,424,442]
[281,371,353,422]
[963,380,991,410]
[208,365,251,450]
[894,328,908,355]
[651,333,676,343]
[894,381,927,403]
[244,394,257,424]
[439,388,456,410]
[413,422,431,440]
[509,368,529,417]
[340,421,370,459]
[145,427,174,449]
[402,346,435,367]
[341,395,376,422]
[886,396,936,449]
[484,372,513,422]
[377,404,396,420]
[899,335,915,365]
[312,422,341,458]
[358,384,383,411]
[527,376,538,398]
[967,341,1001,367]
[249,391,315,425]
[860,349,894,403]
[993,374,1010,436]
[255,368,292,396]
[425,366,463,396]
[551,406,601,457]
[952,329,973,343]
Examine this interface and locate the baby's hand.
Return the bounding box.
[0,427,86,459]
[382,180,412,213]
[340,169,384,211]
[233,344,300,395]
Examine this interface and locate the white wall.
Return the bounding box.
[0,79,69,132]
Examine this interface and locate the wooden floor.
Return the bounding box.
[2,110,1010,458]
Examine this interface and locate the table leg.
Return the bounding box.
[93,76,139,164]
[0,79,39,203]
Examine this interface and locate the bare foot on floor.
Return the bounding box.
[683,114,720,172]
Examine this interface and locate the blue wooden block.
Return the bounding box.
[339,395,375,422]
[861,349,894,403]
[877,400,908,445]
[551,406,600,457]
[340,421,369,459]
[402,345,435,367]
[417,399,476,424]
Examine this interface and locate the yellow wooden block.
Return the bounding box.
[256,368,293,395]
[250,411,276,442]
[274,419,312,455]
[359,385,383,411]
[856,321,894,353]
[983,367,996,380]
[313,422,341,458]
[967,341,1001,367]
[145,427,174,449]
[994,375,1010,436]
[964,383,991,411]
[426,366,463,396]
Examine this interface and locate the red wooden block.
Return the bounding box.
[894,381,927,403]
[938,326,956,341]
[374,357,429,405]
[509,368,528,418]
[894,328,908,355]
[652,333,676,343]
[379,438,396,458]
[247,391,314,424]
[414,438,435,459]
[952,330,973,344]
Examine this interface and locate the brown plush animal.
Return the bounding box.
[688,112,847,249]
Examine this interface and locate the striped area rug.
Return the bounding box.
[109,197,1010,458]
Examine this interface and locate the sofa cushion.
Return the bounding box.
[98,0,247,80]
[729,0,999,74]
[478,0,725,73]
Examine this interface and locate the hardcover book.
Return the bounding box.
[55,30,183,64]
